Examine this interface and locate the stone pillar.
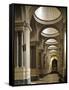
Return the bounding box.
[23,21,31,84]
[16,32,19,67]
[21,32,23,67]
[23,30,26,82]
[25,28,31,84]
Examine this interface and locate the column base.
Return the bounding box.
[14,79,31,86]
[25,78,31,84]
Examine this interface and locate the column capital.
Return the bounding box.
[15,20,32,32]
[23,21,32,32]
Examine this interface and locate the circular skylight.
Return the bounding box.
[45,39,58,44]
[34,7,62,24]
[41,28,59,37]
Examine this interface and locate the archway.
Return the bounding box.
[52,59,58,72]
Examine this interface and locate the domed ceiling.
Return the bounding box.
[41,28,59,37]
[34,7,62,24]
[45,39,58,44]
[48,45,58,50]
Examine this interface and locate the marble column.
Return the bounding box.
[21,32,23,67]
[25,28,31,84]
[16,32,19,67]
[23,21,31,84]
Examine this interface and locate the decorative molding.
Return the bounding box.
[34,13,62,25]
[15,20,32,31]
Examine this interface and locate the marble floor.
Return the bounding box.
[31,73,63,84]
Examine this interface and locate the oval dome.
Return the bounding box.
[48,45,58,50]
[45,39,58,44]
[34,7,62,24]
[41,28,59,37]
[49,50,58,53]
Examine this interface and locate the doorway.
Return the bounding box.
[52,59,58,72]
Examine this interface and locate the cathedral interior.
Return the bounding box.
[13,4,67,85]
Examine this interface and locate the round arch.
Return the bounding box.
[52,59,58,72]
[49,56,58,73]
